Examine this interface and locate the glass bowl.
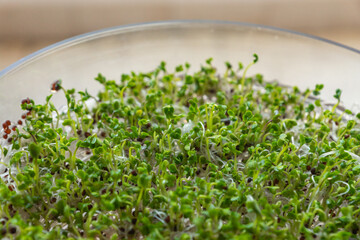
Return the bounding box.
[0,20,359,123]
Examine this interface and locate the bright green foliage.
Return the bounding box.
[1,58,360,240]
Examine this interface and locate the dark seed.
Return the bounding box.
[88,204,93,210]
[119,227,125,232]
[344,134,350,139]
[165,215,170,223]
[118,181,123,186]
[247,177,253,183]
[3,134,8,140]
[196,169,201,175]
[64,162,70,169]
[202,164,208,170]
[102,166,109,171]
[21,114,26,119]
[86,150,91,155]
[208,88,216,94]
[76,130,82,136]
[84,132,91,138]
[100,132,106,138]
[9,226,16,234]
[50,197,57,204]
[306,165,311,171]
[92,114,97,123]
[7,138,12,143]
[274,179,279,185]
[131,170,137,176]
[17,120,22,125]
[223,119,231,125]
[0,227,6,236]
[311,168,316,175]
[11,126,16,132]
[8,185,14,191]
[128,228,135,235]
[131,218,137,224]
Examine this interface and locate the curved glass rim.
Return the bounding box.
[1,20,359,78]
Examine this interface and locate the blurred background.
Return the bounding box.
[1,0,360,70]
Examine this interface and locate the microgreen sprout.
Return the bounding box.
[1,56,360,239]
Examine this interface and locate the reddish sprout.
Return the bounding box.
[51,80,62,92]
[21,98,31,105]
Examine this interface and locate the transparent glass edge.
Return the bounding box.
[0,20,359,78]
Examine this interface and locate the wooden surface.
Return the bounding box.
[1,0,360,39]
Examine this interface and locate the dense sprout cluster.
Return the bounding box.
[1,57,360,240]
